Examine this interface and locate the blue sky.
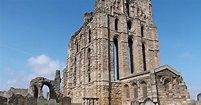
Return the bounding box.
[0,0,200,100]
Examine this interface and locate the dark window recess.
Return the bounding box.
[126,0,130,16]
[87,48,91,82]
[142,44,146,71]
[141,26,146,71]
[114,38,119,80]
[89,29,91,43]
[74,57,77,85]
[127,20,132,30]
[141,26,144,37]
[76,40,78,53]
[128,38,134,73]
[115,18,118,30]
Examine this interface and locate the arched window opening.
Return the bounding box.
[134,84,138,99]
[87,48,91,83]
[74,57,77,85]
[128,38,134,74]
[142,82,147,98]
[142,44,146,71]
[125,85,130,98]
[141,26,147,71]
[164,78,171,91]
[126,0,130,16]
[88,29,91,43]
[115,18,118,30]
[114,38,119,80]
[149,4,152,16]
[75,40,78,53]
[141,26,144,37]
[42,85,50,100]
[127,20,132,30]
[33,85,38,98]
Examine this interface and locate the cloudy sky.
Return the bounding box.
[0,0,201,100]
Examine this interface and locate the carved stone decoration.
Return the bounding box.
[137,7,147,19]
[112,0,121,10]
[155,66,190,104]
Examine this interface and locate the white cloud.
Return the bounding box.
[0,54,64,91]
[27,54,64,78]
[0,71,31,90]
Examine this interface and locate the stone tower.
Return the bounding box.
[63,0,190,105]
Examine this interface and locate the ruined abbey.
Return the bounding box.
[62,0,192,105]
[1,0,201,105]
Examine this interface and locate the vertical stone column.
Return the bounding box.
[149,71,159,104]
[133,19,144,73]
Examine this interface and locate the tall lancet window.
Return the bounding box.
[126,0,130,16]
[75,40,78,53]
[74,57,77,85]
[114,38,119,80]
[134,84,138,99]
[88,29,91,43]
[87,48,91,82]
[115,18,118,30]
[125,85,130,98]
[128,38,134,73]
[142,82,147,98]
[141,26,147,71]
[127,20,132,30]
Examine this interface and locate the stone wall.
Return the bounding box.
[0,87,28,98]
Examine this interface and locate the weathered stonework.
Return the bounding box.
[29,70,61,102]
[62,0,191,105]
[0,87,28,98]
[0,87,28,104]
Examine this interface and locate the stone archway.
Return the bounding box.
[33,85,38,98]
[28,70,61,102]
[144,98,154,105]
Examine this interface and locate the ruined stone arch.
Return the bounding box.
[123,84,130,99]
[29,70,61,102]
[144,98,154,105]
